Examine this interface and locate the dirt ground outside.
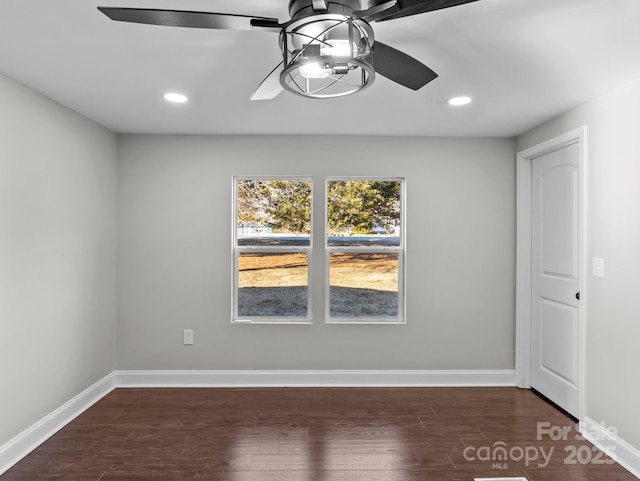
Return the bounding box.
[238,252,398,317]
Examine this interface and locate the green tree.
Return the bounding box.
[238,179,399,236]
[236,180,266,225]
[236,179,311,234]
[264,180,311,233]
[327,180,400,234]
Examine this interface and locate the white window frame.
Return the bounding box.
[324,177,406,325]
[231,176,313,324]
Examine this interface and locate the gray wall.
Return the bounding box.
[117,135,516,371]
[518,79,640,450]
[0,74,117,445]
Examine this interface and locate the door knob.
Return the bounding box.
[575,292,580,300]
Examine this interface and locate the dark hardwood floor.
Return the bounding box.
[2,387,636,480]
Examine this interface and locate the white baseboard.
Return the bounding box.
[114,369,516,388]
[580,417,640,479]
[0,372,115,476]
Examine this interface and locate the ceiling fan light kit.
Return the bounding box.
[98,0,479,100]
[281,2,375,98]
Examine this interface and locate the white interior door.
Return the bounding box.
[530,141,581,417]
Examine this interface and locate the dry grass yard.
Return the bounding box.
[329,252,398,292]
[239,253,309,288]
[238,252,398,317]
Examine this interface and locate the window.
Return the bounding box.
[232,177,404,324]
[233,177,312,323]
[326,178,404,323]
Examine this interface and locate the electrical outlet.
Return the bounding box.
[183,329,194,345]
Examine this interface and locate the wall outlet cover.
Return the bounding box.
[183,330,194,345]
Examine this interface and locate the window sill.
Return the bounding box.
[232,319,313,325]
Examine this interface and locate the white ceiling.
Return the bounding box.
[1,0,639,137]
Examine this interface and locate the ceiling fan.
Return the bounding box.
[98,0,478,100]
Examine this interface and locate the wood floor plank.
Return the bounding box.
[2,387,637,481]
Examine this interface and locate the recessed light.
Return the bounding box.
[164,92,188,103]
[448,96,472,106]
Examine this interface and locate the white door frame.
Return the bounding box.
[515,126,588,422]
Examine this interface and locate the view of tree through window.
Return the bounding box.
[234,178,312,320]
[233,177,404,323]
[327,180,401,241]
[326,179,403,321]
[236,179,311,246]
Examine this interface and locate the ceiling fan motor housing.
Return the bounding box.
[288,0,362,20]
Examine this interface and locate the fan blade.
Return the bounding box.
[250,62,284,101]
[372,41,438,90]
[370,0,478,21]
[97,7,282,32]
